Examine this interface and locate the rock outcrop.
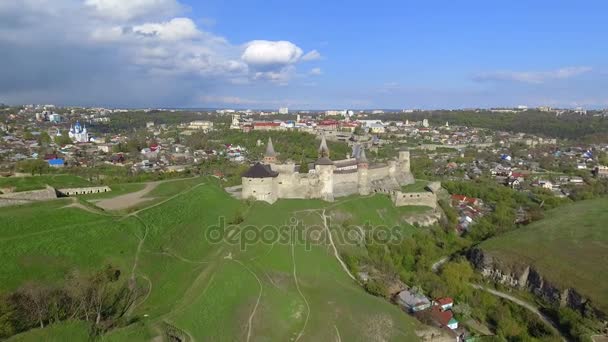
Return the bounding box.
[468,248,605,320]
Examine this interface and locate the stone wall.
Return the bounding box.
[367,165,391,181]
[333,171,359,197]
[391,191,437,209]
[57,186,111,196]
[0,186,58,208]
[242,177,277,203]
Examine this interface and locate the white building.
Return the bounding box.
[68,121,89,143]
[278,107,289,115]
[188,120,214,132]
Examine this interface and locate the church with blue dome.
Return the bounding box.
[68,121,89,143]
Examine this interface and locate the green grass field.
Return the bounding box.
[401,180,430,193]
[480,197,608,313]
[0,178,425,341]
[0,175,91,192]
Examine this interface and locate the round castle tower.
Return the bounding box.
[357,146,370,195]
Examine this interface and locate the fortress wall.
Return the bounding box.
[368,166,391,181]
[272,163,296,174]
[0,198,34,208]
[0,186,57,201]
[276,173,318,199]
[332,172,359,197]
[57,186,111,196]
[242,177,276,203]
[392,191,437,209]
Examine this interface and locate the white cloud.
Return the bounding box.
[0,0,323,105]
[132,18,199,41]
[302,49,322,61]
[309,67,322,75]
[474,66,592,84]
[84,0,183,21]
[241,40,303,68]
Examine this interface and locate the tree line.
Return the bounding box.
[0,265,141,339]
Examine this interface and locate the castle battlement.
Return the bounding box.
[241,137,417,204]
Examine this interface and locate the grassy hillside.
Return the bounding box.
[0,175,91,192]
[479,197,608,313]
[0,178,426,341]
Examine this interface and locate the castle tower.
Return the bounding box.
[398,150,411,174]
[318,134,330,158]
[315,134,334,201]
[357,146,370,195]
[263,137,277,164]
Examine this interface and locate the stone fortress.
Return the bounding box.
[241,136,440,208]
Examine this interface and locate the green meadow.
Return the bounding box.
[480,197,608,313]
[0,175,91,192]
[1,177,428,341]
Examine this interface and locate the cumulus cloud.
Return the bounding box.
[132,17,200,41]
[473,66,592,84]
[241,40,303,68]
[0,0,321,105]
[84,0,183,21]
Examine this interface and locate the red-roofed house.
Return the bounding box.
[451,194,480,206]
[434,297,454,311]
[253,122,282,131]
[430,307,458,330]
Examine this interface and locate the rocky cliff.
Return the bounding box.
[468,248,605,320]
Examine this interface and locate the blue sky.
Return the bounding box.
[1,0,607,109]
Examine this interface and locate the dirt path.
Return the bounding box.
[292,232,311,342]
[319,209,358,283]
[470,284,568,342]
[125,182,206,218]
[431,256,449,273]
[232,259,263,342]
[95,182,160,211]
[96,177,200,211]
[334,325,342,342]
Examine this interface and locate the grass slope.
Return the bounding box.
[0,179,423,341]
[480,197,608,313]
[0,175,91,192]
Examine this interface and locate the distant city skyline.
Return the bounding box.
[1,0,607,109]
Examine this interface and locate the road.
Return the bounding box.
[470,284,568,342]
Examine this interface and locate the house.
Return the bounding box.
[434,297,454,311]
[47,158,64,168]
[569,176,584,185]
[451,194,480,206]
[537,180,553,189]
[188,120,214,132]
[396,289,431,312]
[430,307,459,330]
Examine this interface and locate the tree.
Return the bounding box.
[54,131,73,146]
[0,294,16,339]
[37,131,51,145]
[16,159,49,175]
[298,159,309,173]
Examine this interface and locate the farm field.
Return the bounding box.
[1,177,426,341]
[479,197,608,313]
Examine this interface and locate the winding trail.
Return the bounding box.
[292,229,311,342]
[232,259,263,342]
[431,257,449,273]
[470,284,568,342]
[319,209,358,282]
[334,325,342,342]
